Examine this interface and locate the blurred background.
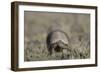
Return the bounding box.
[24,11,90,61]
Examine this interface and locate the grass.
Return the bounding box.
[24,11,90,61]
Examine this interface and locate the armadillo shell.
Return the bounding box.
[47,30,69,49]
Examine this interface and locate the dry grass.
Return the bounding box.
[24,11,90,61]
